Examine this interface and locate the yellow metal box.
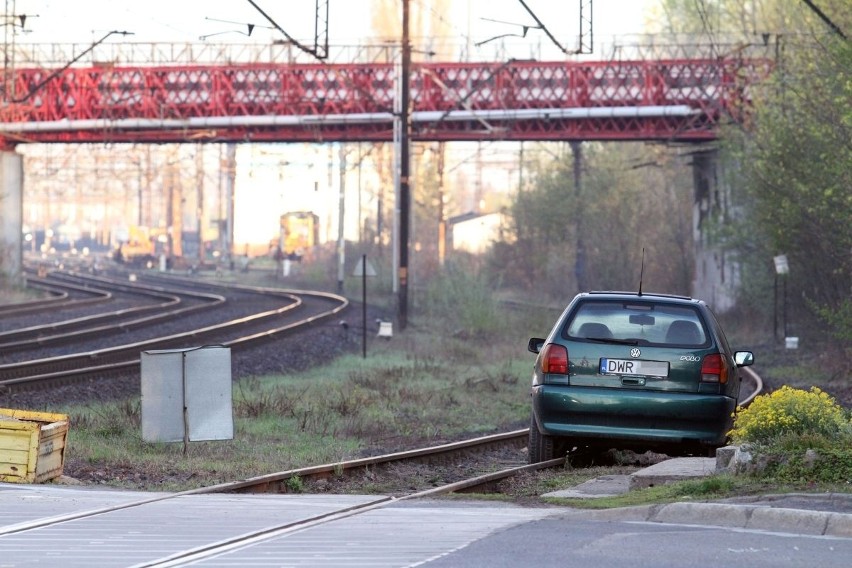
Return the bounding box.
[0,408,69,483]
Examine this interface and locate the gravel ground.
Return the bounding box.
[0,300,381,410]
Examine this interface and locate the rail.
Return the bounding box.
[0,270,347,390]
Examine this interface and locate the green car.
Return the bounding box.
[527,291,754,463]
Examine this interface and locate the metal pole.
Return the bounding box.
[398,0,411,329]
[518,141,524,192]
[337,144,346,294]
[357,142,363,245]
[437,142,445,268]
[136,159,143,226]
[224,143,236,270]
[783,276,787,339]
[196,144,204,266]
[571,141,585,291]
[362,253,367,359]
[773,273,778,342]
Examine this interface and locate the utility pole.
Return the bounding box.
[437,142,446,267]
[3,0,17,102]
[337,144,346,294]
[196,144,205,266]
[571,141,586,291]
[223,143,237,269]
[144,145,152,226]
[398,0,412,329]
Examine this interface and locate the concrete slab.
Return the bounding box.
[629,457,716,489]
[544,457,717,498]
[543,474,631,498]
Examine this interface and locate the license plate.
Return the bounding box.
[599,358,668,378]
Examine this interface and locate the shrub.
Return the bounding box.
[729,386,850,445]
[421,265,502,335]
[764,446,852,484]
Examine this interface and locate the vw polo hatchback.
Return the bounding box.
[527,291,754,463]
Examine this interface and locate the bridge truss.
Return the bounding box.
[0,54,771,149]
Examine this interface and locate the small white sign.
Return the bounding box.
[377,321,393,339]
[352,257,377,277]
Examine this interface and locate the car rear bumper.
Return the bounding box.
[531,385,736,446]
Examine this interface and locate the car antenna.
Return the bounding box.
[638,248,645,296]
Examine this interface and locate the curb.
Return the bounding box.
[578,502,852,537]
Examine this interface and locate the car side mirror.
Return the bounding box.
[734,351,754,367]
[528,337,545,354]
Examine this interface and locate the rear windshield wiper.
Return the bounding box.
[584,337,639,346]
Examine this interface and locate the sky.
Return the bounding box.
[10,1,657,56]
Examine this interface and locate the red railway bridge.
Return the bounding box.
[0,57,770,148]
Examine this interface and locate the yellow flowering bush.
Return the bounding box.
[729,386,850,445]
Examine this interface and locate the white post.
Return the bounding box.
[0,151,24,286]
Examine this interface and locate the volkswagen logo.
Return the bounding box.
[630,348,641,358]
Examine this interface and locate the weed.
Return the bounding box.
[328,385,370,417]
[233,380,304,418]
[285,475,304,493]
[674,476,737,497]
[71,400,140,438]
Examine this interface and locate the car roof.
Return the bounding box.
[580,291,704,305]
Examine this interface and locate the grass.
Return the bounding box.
[546,477,748,510]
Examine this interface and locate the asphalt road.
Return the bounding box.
[425,512,852,568]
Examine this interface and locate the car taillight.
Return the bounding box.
[541,344,569,375]
[700,353,728,384]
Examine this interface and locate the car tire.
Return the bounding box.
[528,413,560,463]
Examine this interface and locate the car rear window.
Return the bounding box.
[562,300,710,347]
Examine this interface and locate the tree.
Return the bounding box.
[730,36,851,342]
[491,142,694,297]
[652,0,851,352]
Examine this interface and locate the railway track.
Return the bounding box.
[0,430,556,530]
[0,275,110,317]
[196,429,535,495]
[0,269,349,392]
[1,273,223,350]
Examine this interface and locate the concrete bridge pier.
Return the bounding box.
[691,148,738,312]
[0,151,24,287]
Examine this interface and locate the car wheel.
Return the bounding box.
[528,413,561,463]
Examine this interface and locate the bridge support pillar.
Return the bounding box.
[691,149,738,312]
[0,151,24,287]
